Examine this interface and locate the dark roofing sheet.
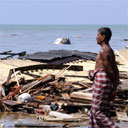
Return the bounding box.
[21,49,97,62]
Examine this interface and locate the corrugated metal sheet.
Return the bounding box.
[21,50,96,64]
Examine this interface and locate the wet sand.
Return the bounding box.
[0,112,39,128]
[0,112,89,128]
[0,112,128,128]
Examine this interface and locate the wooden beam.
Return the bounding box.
[13,64,83,73]
[70,92,92,101]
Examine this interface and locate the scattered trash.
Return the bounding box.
[0,49,128,126]
[18,93,31,103]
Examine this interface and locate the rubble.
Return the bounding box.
[0,49,128,127]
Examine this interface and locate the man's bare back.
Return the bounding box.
[95,45,114,71]
[95,31,119,83]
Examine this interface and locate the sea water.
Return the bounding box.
[0,25,128,54]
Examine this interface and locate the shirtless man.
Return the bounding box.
[88,27,119,128]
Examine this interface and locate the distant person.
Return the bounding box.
[88,27,120,128]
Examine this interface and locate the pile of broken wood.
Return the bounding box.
[0,62,128,125]
[0,49,128,126]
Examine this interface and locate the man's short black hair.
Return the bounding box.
[98,27,112,42]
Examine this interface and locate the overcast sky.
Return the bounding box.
[0,0,128,25]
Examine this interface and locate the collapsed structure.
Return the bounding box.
[0,49,128,127]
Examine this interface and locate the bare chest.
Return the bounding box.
[95,53,104,69]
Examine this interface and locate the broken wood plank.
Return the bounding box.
[0,102,10,111]
[118,80,128,91]
[66,122,88,128]
[15,122,64,127]
[61,93,70,99]
[55,96,92,104]
[49,111,73,118]
[63,102,91,108]
[65,75,88,78]
[116,111,128,121]
[112,103,128,108]
[70,91,92,101]
[13,64,83,73]
[42,117,87,122]
[2,100,21,106]
[22,80,42,91]
[55,65,72,79]
[22,74,55,92]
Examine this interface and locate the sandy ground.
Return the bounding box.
[0,48,128,82]
[115,48,128,65]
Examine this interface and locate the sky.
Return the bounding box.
[0,0,128,25]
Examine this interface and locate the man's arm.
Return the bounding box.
[100,50,115,80]
[100,50,119,87]
[100,49,119,101]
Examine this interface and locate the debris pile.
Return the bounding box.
[0,49,128,127]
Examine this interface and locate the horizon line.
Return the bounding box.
[0,24,128,26]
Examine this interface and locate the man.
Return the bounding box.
[88,27,119,128]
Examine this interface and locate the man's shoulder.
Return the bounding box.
[100,47,112,58]
[101,45,112,53]
[100,48,108,54]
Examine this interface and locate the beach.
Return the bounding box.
[0,25,128,128]
[1,0,128,127]
[0,47,128,128]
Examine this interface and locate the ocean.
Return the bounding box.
[0,25,128,54]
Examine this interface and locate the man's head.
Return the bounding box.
[97,27,112,45]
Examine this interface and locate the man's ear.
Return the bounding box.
[102,35,105,41]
